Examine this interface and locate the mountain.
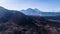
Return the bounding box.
[0,6,8,18]
[9,11,28,26]
[21,8,42,16]
[0,6,15,23]
[21,8,60,16]
[0,6,34,26]
[0,7,60,34]
[0,7,27,24]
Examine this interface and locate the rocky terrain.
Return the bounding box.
[0,15,60,34]
[0,6,60,34]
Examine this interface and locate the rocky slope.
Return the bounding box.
[0,7,60,34]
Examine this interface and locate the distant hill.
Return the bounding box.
[21,8,42,16]
[21,8,60,16]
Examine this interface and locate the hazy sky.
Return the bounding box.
[0,0,60,12]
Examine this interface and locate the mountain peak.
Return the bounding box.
[0,6,5,9]
[34,8,39,10]
[0,6,7,11]
[21,8,42,16]
[0,6,8,18]
[0,6,3,8]
[27,8,33,10]
[34,8,42,12]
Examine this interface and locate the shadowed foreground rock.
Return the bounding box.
[0,15,60,34]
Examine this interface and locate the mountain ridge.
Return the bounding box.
[21,8,60,16]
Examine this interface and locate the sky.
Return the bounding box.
[0,0,60,12]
